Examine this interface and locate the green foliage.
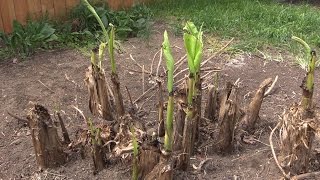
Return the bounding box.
[71,1,109,34]
[82,0,108,41]
[0,20,57,57]
[70,2,152,39]
[0,1,152,60]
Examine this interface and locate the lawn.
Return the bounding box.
[150,0,320,52]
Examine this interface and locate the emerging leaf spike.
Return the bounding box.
[162,30,175,152]
[183,21,203,74]
[162,30,175,93]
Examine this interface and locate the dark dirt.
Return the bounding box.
[0,22,319,180]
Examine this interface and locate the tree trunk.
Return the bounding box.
[27,104,67,169]
[216,83,239,153]
[179,108,196,170]
[240,78,272,133]
[194,74,202,142]
[204,85,218,122]
[138,143,161,179]
[111,73,125,118]
[279,103,317,175]
[92,141,106,174]
[144,154,173,180]
[173,87,186,151]
[85,65,114,121]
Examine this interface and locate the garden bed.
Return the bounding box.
[0,22,319,179]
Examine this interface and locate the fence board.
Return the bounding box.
[27,0,42,19]
[0,0,16,33]
[13,0,29,25]
[41,0,55,17]
[0,0,146,33]
[107,0,121,10]
[0,12,3,32]
[66,0,80,11]
[53,0,67,17]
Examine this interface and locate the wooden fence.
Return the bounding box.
[0,0,145,33]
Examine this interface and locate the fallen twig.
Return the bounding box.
[125,86,135,110]
[38,80,55,93]
[269,121,290,179]
[291,171,320,180]
[133,84,157,104]
[56,112,71,144]
[264,75,278,97]
[125,68,157,76]
[201,37,234,67]
[7,111,29,126]
[174,65,220,80]
[192,158,213,171]
[156,49,163,77]
[150,49,160,75]
[138,90,157,112]
[72,106,87,123]
[130,54,151,74]
[173,55,187,74]
[142,65,145,93]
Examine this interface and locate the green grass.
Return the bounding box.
[150,0,320,52]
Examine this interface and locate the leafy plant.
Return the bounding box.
[0,20,58,57]
[82,0,108,41]
[70,1,109,34]
[70,2,152,39]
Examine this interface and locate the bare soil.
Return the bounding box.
[0,22,319,180]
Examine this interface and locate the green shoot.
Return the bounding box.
[292,36,311,58]
[162,30,174,152]
[183,21,203,105]
[87,117,96,145]
[90,50,97,66]
[131,127,139,180]
[81,0,108,41]
[183,21,203,74]
[108,25,116,74]
[98,43,106,69]
[292,36,317,110]
[306,51,316,92]
[163,31,174,94]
